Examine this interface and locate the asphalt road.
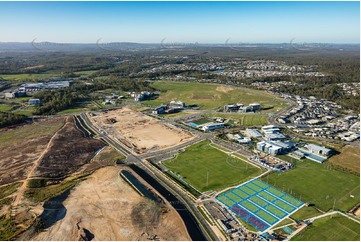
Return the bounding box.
[77,112,219,240]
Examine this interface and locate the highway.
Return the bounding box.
[77,112,220,240]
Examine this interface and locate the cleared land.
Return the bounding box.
[89,108,194,153]
[143,81,288,111]
[34,117,104,178]
[291,214,360,241]
[0,118,65,185]
[261,160,360,212]
[328,145,360,175]
[29,166,190,241]
[163,140,262,192]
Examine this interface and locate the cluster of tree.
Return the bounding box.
[91,76,156,92]
[32,78,155,115]
[0,112,26,128]
[33,89,80,115]
[0,52,115,75]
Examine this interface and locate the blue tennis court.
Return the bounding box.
[216,179,304,232]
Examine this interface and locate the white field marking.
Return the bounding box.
[212,170,271,199]
[263,189,298,209]
[236,203,272,227]
[208,141,260,169]
[264,204,306,233]
[255,194,289,215]
[247,198,280,220]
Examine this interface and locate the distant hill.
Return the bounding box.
[0,41,358,53]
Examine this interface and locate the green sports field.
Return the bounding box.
[261,160,360,212]
[204,113,269,126]
[292,214,360,241]
[163,140,263,192]
[290,206,322,221]
[143,81,288,111]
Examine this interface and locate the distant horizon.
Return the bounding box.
[0,41,359,45]
[0,1,359,44]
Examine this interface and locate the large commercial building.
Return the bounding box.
[256,141,283,155]
[169,100,185,110]
[304,143,332,157]
[22,81,71,92]
[224,104,244,112]
[246,128,263,138]
[256,140,294,155]
[224,103,262,113]
[200,122,224,132]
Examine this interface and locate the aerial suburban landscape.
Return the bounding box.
[0,1,359,241]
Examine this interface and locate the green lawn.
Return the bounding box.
[205,113,269,126]
[0,104,14,112]
[272,218,294,229]
[12,106,36,116]
[163,140,263,192]
[193,118,212,125]
[290,206,322,221]
[261,160,360,212]
[292,214,360,241]
[143,81,288,111]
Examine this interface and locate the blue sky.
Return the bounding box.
[0,1,359,43]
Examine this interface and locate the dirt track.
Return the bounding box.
[12,117,69,207]
[31,166,191,241]
[34,116,104,179]
[89,107,194,153]
[0,117,66,186]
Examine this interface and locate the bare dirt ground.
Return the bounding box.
[31,166,191,241]
[328,145,360,175]
[216,85,235,93]
[34,116,104,179]
[0,117,66,186]
[89,107,194,153]
[354,207,360,218]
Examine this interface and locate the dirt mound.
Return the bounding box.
[30,167,190,241]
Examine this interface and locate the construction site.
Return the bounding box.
[88,107,194,153]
